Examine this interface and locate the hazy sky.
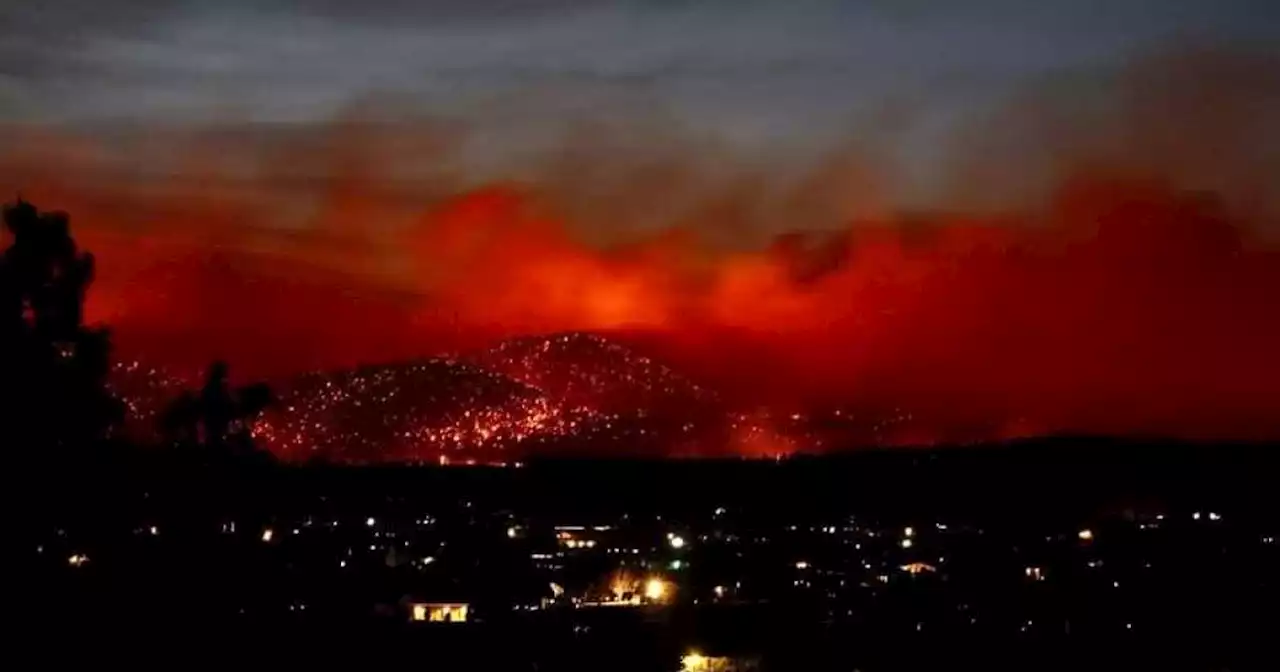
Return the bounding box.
[4,1,1277,127]
[2,1,1278,207]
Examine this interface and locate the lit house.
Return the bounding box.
[399,586,474,624]
[408,602,470,623]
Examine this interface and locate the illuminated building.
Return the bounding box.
[901,562,937,575]
[681,652,740,672]
[557,529,602,550]
[409,602,470,623]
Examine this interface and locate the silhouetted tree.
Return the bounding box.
[0,198,120,453]
[160,360,274,457]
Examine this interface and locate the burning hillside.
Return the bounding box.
[107,332,956,462]
[108,360,192,437]
[467,332,715,415]
[250,359,588,463]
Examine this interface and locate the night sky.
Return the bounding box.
[2,1,1279,447]
[5,2,1277,173]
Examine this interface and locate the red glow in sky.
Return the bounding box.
[4,48,1279,449]
[75,176,1280,444]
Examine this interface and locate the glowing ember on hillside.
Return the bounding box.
[107,361,191,436]
[467,332,715,414]
[107,331,969,462]
[248,359,597,463]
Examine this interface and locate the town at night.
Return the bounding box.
[31,447,1280,669]
[6,0,1280,668]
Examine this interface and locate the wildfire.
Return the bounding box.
[28,50,1280,450]
[249,358,603,462]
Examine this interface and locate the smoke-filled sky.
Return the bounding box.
[2,0,1280,441]
[5,2,1278,150]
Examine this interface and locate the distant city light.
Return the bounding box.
[670,560,684,570]
[261,528,274,542]
[904,526,915,538]
[67,553,89,567]
[713,585,726,598]
[149,525,159,536]
[1078,529,1094,541]
[1208,512,1222,522]
[507,526,520,539]
[669,534,687,550]
[795,561,810,570]
[901,538,914,549]
[366,517,376,527]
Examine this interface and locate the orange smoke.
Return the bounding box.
[2,45,1278,444]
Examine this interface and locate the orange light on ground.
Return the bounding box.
[901,562,937,575]
[644,577,670,603]
[681,653,708,671]
[681,652,736,672]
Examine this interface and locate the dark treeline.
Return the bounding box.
[1,198,273,465]
[54,436,1280,522]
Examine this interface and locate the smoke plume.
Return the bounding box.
[2,45,1278,442]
